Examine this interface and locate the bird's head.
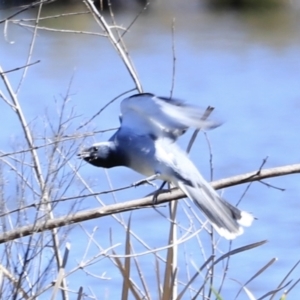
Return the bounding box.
[78,142,118,168]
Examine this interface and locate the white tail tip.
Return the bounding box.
[238,211,254,227]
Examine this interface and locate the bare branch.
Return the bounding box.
[117,2,150,42]
[0,0,56,24]
[186,106,214,154]
[215,163,300,189]
[15,23,108,36]
[0,61,40,75]
[15,11,90,22]
[0,163,298,244]
[170,18,176,98]
[0,127,117,159]
[83,0,143,93]
[0,66,44,188]
[76,88,136,130]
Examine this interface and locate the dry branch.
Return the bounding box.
[83,0,143,92]
[0,163,299,244]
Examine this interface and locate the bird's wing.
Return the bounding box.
[120,93,221,139]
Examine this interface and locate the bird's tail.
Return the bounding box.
[177,179,253,240]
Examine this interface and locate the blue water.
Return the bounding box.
[1,1,300,299]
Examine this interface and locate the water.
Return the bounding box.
[1,0,300,299]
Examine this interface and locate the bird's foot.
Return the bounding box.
[133,178,157,188]
[151,189,162,204]
[132,174,160,188]
[151,181,167,204]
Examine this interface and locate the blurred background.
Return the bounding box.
[0,0,300,298]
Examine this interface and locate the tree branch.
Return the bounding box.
[83,0,143,93]
[0,163,299,244]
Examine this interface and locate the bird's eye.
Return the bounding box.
[93,146,98,152]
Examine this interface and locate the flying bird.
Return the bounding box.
[78,93,253,239]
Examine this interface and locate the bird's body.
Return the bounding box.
[79,93,254,239]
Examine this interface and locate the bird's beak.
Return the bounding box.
[77,149,91,160]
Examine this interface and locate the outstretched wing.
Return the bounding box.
[120,93,221,140]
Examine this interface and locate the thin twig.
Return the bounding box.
[16,4,41,93]
[0,61,40,75]
[186,106,214,154]
[170,18,176,98]
[83,0,143,93]
[16,11,90,22]
[76,88,136,130]
[0,0,56,24]
[0,127,118,159]
[15,23,108,36]
[259,180,285,191]
[117,2,150,42]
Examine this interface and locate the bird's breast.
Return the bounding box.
[116,133,158,177]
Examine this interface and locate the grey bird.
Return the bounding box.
[78,93,253,239]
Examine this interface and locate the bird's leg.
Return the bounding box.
[151,181,167,204]
[132,173,161,188]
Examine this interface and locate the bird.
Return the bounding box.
[78,93,254,239]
